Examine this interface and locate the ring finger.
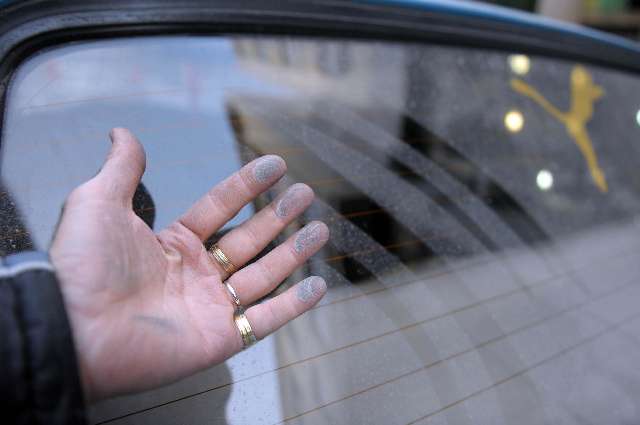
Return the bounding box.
[225,220,329,306]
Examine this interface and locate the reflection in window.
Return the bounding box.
[3,36,640,425]
[504,109,525,133]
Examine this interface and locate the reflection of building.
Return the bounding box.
[229,37,545,272]
[227,80,640,421]
[227,37,553,424]
[222,34,640,424]
[231,38,480,269]
[233,37,406,123]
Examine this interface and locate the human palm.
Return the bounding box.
[50,128,328,402]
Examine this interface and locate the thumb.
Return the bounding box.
[94,127,146,203]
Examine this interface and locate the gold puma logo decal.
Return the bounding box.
[511,66,607,192]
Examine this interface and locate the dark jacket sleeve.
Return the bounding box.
[0,252,86,425]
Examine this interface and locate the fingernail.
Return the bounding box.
[294,222,327,255]
[253,155,284,183]
[296,276,327,303]
[275,184,309,218]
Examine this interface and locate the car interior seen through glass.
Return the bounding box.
[3,36,640,425]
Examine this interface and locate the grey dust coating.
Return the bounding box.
[294,222,324,254]
[253,155,283,183]
[275,183,307,218]
[296,276,326,303]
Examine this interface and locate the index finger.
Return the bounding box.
[175,155,286,241]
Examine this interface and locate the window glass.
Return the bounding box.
[4,36,640,425]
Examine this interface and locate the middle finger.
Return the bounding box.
[225,220,329,306]
[209,183,314,279]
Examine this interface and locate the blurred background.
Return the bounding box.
[481,0,640,38]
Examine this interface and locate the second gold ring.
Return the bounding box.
[234,310,258,349]
[208,244,238,274]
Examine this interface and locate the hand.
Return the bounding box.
[50,128,329,402]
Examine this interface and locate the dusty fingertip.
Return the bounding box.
[294,221,329,254]
[296,276,327,303]
[275,183,314,218]
[253,155,287,183]
[290,182,313,196]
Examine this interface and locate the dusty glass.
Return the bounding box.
[3,36,640,425]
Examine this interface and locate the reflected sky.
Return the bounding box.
[2,37,291,248]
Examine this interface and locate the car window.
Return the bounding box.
[3,35,640,425]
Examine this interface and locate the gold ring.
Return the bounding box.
[225,282,241,307]
[208,244,237,274]
[234,310,258,349]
